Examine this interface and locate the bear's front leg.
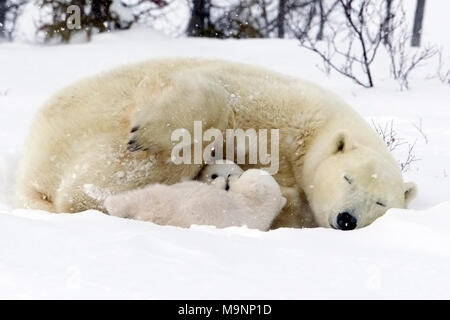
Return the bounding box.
[270,186,317,229]
[128,72,232,154]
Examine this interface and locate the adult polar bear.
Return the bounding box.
[15,58,417,230]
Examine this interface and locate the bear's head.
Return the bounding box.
[196,159,244,190]
[302,131,417,230]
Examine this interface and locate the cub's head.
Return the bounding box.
[303,131,417,230]
[196,160,244,191]
[229,169,287,213]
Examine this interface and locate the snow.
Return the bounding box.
[2,204,450,299]
[1,3,450,298]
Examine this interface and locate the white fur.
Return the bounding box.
[196,159,244,190]
[104,169,286,231]
[15,58,417,229]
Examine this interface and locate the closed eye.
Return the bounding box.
[344,175,353,185]
[376,201,386,207]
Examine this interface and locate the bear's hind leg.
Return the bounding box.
[15,185,56,212]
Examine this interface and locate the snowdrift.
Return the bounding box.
[1,24,450,298]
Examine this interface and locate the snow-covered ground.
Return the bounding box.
[1,7,450,298]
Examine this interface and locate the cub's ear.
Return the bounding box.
[404,182,418,206]
[331,131,354,154]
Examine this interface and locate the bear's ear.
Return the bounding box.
[404,182,418,206]
[331,131,354,154]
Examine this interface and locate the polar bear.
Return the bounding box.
[105,166,285,231]
[15,58,417,230]
[196,159,244,190]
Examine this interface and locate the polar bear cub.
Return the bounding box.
[104,162,286,231]
[196,159,244,190]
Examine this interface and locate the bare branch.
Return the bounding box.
[371,119,420,172]
[296,0,384,88]
[385,5,438,90]
[435,49,450,84]
[412,118,428,144]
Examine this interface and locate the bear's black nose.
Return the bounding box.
[336,212,357,230]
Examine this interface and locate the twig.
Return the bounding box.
[412,118,428,144]
[371,119,420,172]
